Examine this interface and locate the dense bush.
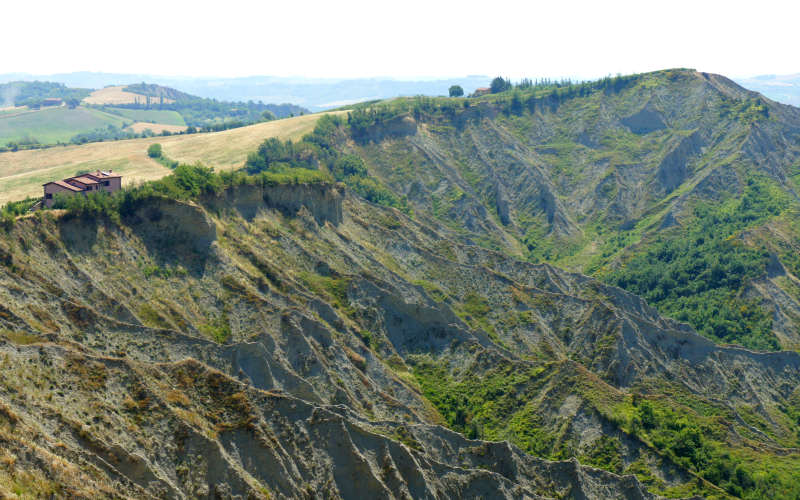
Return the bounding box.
[50,163,329,223]
[0,197,40,231]
[147,143,163,158]
[606,176,786,350]
[70,125,140,145]
[245,114,408,212]
[117,83,308,126]
[0,81,91,107]
[626,398,795,498]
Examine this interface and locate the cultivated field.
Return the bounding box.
[126,122,188,134]
[83,86,174,105]
[0,106,28,117]
[0,111,346,205]
[0,107,126,144]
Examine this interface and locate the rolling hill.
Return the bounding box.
[83,85,176,105]
[0,81,311,149]
[0,69,799,499]
[0,106,126,144]
[0,111,345,205]
[305,70,800,352]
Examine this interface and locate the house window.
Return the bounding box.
[103,181,110,186]
[45,193,52,199]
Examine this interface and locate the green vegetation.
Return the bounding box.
[0,107,126,145]
[147,144,178,169]
[0,81,91,108]
[50,162,329,223]
[119,83,307,126]
[68,124,141,145]
[413,355,800,499]
[147,143,163,158]
[627,398,800,498]
[245,115,409,212]
[411,356,553,448]
[298,271,351,310]
[604,176,787,350]
[717,96,769,124]
[0,197,38,231]
[580,435,623,473]
[199,312,232,343]
[490,77,512,94]
[315,69,800,353]
[103,107,186,126]
[448,85,464,97]
[0,81,308,148]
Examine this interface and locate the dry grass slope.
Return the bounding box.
[0,111,346,205]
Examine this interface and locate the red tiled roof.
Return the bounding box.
[87,170,121,179]
[43,180,83,192]
[43,170,121,194]
[68,176,99,186]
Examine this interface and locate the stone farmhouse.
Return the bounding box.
[42,170,122,208]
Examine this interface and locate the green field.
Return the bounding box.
[104,107,186,126]
[0,106,126,144]
[0,108,25,117]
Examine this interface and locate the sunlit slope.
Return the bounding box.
[0,111,345,204]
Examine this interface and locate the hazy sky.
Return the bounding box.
[3,0,797,80]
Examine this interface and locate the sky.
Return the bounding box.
[2,0,797,80]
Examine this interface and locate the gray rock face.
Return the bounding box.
[262,182,344,225]
[209,182,344,225]
[495,180,513,225]
[622,105,668,134]
[655,131,704,194]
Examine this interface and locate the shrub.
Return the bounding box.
[449,85,464,97]
[147,143,163,158]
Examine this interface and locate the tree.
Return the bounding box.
[490,77,511,94]
[637,401,657,430]
[147,143,162,158]
[332,155,367,180]
[448,85,464,97]
[510,91,523,115]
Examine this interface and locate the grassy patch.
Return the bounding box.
[298,271,351,310]
[199,312,232,343]
[0,330,42,345]
[0,106,126,144]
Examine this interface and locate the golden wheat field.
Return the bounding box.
[0,111,346,205]
[82,86,175,106]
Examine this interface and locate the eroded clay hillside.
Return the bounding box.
[323,70,800,353]
[0,176,797,498]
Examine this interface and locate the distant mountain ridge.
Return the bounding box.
[0,72,493,111]
[736,73,800,106]
[5,71,800,111]
[0,80,310,148]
